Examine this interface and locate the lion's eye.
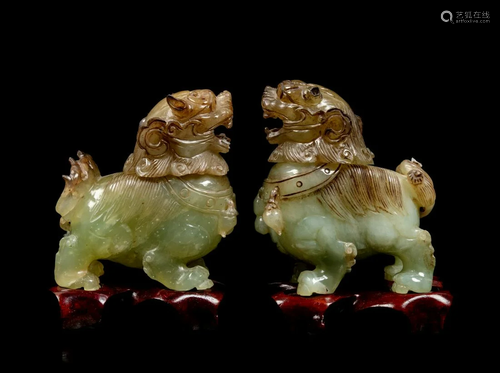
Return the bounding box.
[310,87,320,96]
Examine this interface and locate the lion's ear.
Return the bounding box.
[123,118,173,178]
[322,111,352,143]
[137,119,169,156]
[167,95,187,112]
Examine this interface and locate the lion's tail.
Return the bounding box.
[56,151,101,221]
[396,159,436,217]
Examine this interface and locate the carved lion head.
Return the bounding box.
[262,80,374,165]
[124,89,233,177]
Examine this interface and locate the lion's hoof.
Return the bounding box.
[391,281,409,294]
[392,272,432,294]
[297,270,329,296]
[196,279,214,290]
[81,273,101,291]
[65,272,101,291]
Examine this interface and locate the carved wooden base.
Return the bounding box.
[269,279,452,334]
[50,279,452,364]
[51,278,452,334]
[51,283,225,330]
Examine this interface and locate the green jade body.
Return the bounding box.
[254,162,435,296]
[56,167,236,291]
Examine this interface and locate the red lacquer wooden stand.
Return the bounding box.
[51,277,451,334]
[269,278,452,334]
[51,283,225,330]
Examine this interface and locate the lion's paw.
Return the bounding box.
[384,258,403,281]
[66,271,101,291]
[297,270,329,296]
[182,265,214,291]
[391,271,432,294]
[196,279,214,290]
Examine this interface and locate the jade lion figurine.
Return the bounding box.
[254,80,436,296]
[55,89,237,291]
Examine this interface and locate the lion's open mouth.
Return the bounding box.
[262,86,282,120]
[262,86,298,143]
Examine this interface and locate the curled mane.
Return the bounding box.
[123,146,229,178]
[268,115,374,165]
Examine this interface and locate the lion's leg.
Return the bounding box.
[365,212,434,293]
[290,260,311,283]
[387,228,435,294]
[143,248,213,291]
[384,257,403,281]
[142,213,218,291]
[297,241,357,296]
[54,234,104,291]
[187,257,208,271]
[291,216,357,296]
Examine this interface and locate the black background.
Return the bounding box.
[12,6,495,368]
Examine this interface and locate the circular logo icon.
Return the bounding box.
[441,10,454,23]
